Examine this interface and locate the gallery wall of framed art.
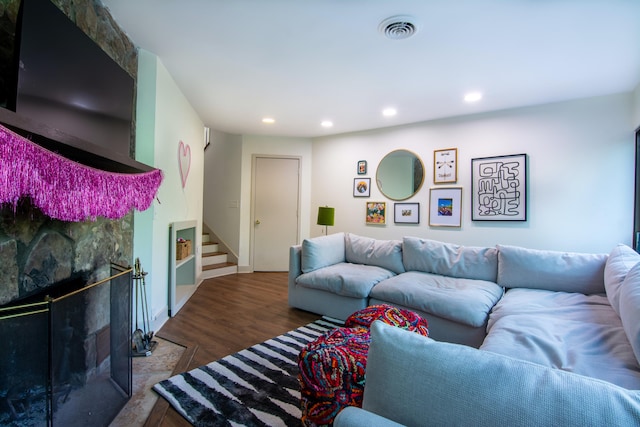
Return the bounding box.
[354,152,528,228]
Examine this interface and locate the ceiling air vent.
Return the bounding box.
[379,15,419,40]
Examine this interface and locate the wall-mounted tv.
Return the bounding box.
[14,0,135,160]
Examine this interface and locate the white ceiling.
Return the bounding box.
[102,0,640,138]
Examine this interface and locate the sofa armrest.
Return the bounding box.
[288,245,302,294]
[334,406,405,427]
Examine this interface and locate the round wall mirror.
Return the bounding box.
[376,149,425,201]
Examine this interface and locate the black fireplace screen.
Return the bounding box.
[0,264,132,426]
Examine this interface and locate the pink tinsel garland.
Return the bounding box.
[0,124,163,222]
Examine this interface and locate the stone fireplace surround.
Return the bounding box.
[0,0,141,425]
[0,0,140,300]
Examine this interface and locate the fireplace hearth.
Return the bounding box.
[0,264,132,426]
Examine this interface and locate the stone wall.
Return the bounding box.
[0,0,137,77]
[0,0,139,305]
[0,202,133,305]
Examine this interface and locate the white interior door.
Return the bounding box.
[253,156,300,271]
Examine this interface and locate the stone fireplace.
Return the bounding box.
[0,201,133,426]
[0,2,142,423]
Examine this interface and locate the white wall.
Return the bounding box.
[203,129,242,258]
[237,135,313,270]
[134,50,205,330]
[311,93,634,253]
[633,82,640,129]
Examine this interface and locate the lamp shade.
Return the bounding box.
[317,206,335,226]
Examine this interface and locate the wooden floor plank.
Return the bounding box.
[144,272,319,426]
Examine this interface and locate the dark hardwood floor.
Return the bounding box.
[144,272,320,426]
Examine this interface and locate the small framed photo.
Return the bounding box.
[366,201,386,224]
[394,203,420,224]
[357,160,367,175]
[429,187,462,227]
[353,178,371,197]
[471,154,527,221]
[434,148,457,184]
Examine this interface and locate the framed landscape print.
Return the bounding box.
[471,154,527,221]
[366,202,386,224]
[429,187,462,227]
[353,178,371,197]
[394,203,420,224]
[434,148,457,184]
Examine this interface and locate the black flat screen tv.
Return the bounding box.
[8,0,135,161]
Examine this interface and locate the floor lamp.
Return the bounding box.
[317,206,335,235]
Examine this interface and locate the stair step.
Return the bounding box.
[202,242,220,254]
[202,252,227,266]
[202,233,211,243]
[202,262,238,279]
[203,261,236,270]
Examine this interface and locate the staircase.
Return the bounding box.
[201,233,237,279]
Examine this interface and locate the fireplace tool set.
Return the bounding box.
[133,258,157,357]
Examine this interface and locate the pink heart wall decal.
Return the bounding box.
[178,140,191,188]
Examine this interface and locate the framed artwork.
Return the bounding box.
[434,148,457,184]
[471,154,527,221]
[353,178,371,197]
[429,187,462,227]
[357,160,367,175]
[394,203,420,224]
[366,202,386,224]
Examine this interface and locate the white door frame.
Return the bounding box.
[250,154,301,271]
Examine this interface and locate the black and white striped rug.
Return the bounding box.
[153,317,342,427]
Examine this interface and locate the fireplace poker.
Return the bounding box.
[140,267,154,345]
[132,260,146,355]
[133,257,156,356]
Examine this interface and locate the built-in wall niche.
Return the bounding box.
[169,220,198,316]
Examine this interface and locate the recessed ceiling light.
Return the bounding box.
[262,117,275,124]
[382,108,397,117]
[321,120,333,128]
[464,92,483,103]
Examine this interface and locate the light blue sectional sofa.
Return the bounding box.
[289,232,640,424]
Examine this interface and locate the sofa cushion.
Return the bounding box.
[497,244,607,294]
[481,288,640,389]
[604,244,640,316]
[368,271,503,328]
[363,321,640,427]
[620,261,640,366]
[296,262,395,298]
[301,232,346,273]
[345,233,405,274]
[402,237,498,282]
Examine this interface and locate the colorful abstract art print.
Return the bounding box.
[366,202,386,224]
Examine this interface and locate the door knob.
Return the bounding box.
[255,220,261,225]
